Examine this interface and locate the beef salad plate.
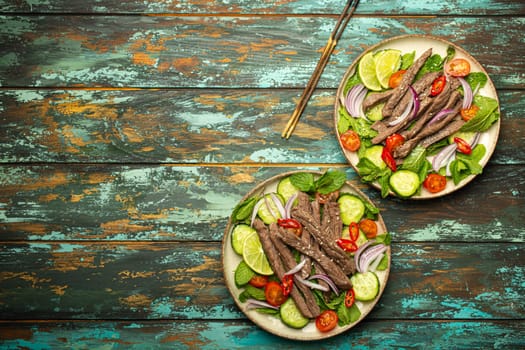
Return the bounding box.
[334,35,500,199]
[222,170,391,340]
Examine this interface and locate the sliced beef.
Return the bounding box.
[419,118,466,149]
[362,89,394,111]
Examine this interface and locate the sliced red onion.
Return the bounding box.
[354,241,373,273]
[308,274,340,295]
[470,132,481,148]
[297,276,330,292]
[246,298,279,310]
[250,198,266,226]
[388,93,414,126]
[428,108,455,125]
[284,258,306,276]
[355,87,368,118]
[458,77,473,109]
[263,195,278,220]
[345,84,366,118]
[270,193,286,219]
[360,244,388,273]
[432,143,457,172]
[368,252,385,272]
[409,85,420,120]
[284,192,298,219]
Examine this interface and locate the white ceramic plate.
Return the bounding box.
[334,34,501,199]
[222,171,390,340]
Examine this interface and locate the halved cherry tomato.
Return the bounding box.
[249,275,269,288]
[316,310,338,332]
[348,222,360,242]
[340,129,361,152]
[381,147,397,172]
[277,218,303,236]
[359,218,378,239]
[336,238,358,253]
[460,104,480,121]
[344,289,355,308]
[388,69,406,89]
[430,75,447,96]
[454,137,472,155]
[385,133,405,153]
[423,173,447,193]
[281,275,294,297]
[265,281,287,307]
[445,58,471,77]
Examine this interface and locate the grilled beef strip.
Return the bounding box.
[321,201,343,241]
[390,71,441,120]
[362,89,394,111]
[253,219,315,318]
[382,48,433,118]
[277,227,352,289]
[269,224,321,317]
[419,118,466,149]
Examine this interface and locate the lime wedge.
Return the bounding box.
[375,49,402,89]
[358,51,382,91]
[231,224,257,255]
[242,231,273,276]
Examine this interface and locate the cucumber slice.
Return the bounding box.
[280,298,309,329]
[389,170,420,198]
[350,271,380,301]
[231,224,257,255]
[277,177,300,204]
[448,130,477,145]
[338,194,365,225]
[365,102,385,121]
[257,193,283,224]
[364,145,387,169]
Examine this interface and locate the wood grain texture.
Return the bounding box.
[1,320,524,349]
[1,16,523,89]
[0,89,522,164]
[0,165,523,242]
[0,242,523,320]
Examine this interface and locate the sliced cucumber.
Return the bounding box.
[350,271,380,301]
[389,170,420,198]
[231,224,257,255]
[338,194,365,225]
[364,145,386,169]
[448,130,477,145]
[257,193,283,224]
[277,177,300,204]
[365,102,385,121]
[280,298,310,329]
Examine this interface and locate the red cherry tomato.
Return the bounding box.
[430,75,447,96]
[249,275,268,288]
[460,105,480,121]
[454,137,473,155]
[381,147,397,172]
[348,222,360,242]
[423,173,447,193]
[265,281,287,307]
[359,218,378,239]
[336,238,358,253]
[281,275,294,297]
[344,289,355,308]
[316,310,339,332]
[445,58,471,77]
[385,133,405,153]
[388,69,406,89]
[340,129,361,152]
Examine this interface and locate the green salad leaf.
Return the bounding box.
[460,95,499,132]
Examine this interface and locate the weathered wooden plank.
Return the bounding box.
[0,89,521,164]
[0,0,523,15]
[1,16,523,89]
[0,165,523,242]
[0,242,523,320]
[0,320,524,349]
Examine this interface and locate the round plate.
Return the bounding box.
[222,171,391,340]
[334,34,501,199]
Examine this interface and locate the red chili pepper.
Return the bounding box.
[430,75,446,96]
[344,289,355,308]
[336,238,358,253]
[454,137,472,155]
[277,218,303,236]
[281,274,294,296]
[381,147,397,172]
[348,222,359,242]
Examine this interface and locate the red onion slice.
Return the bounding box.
[246,298,279,310]
[297,276,330,292]
[250,198,266,226]
[428,108,456,125]
[354,241,373,273]
[345,84,366,118]
[388,91,414,126]
[284,192,298,219]
[307,274,339,295]
[270,193,286,219]
[458,77,473,109]
[284,258,306,276]
[409,85,420,120]
[432,143,457,172]
[360,244,388,273]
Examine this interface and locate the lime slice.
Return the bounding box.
[242,231,273,275]
[358,51,382,91]
[231,224,257,255]
[375,49,402,89]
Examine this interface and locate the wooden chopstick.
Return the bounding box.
[281,0,360,139]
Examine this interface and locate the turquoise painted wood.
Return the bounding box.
[0,0,523,348]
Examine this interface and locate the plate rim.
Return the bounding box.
[222,170,391,340]
[333,34,501,200]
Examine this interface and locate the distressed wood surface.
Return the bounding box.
[1,0,524,348]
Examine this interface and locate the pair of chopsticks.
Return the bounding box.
[281,0,360,139]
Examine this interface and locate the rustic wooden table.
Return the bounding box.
[1,1,524,348]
